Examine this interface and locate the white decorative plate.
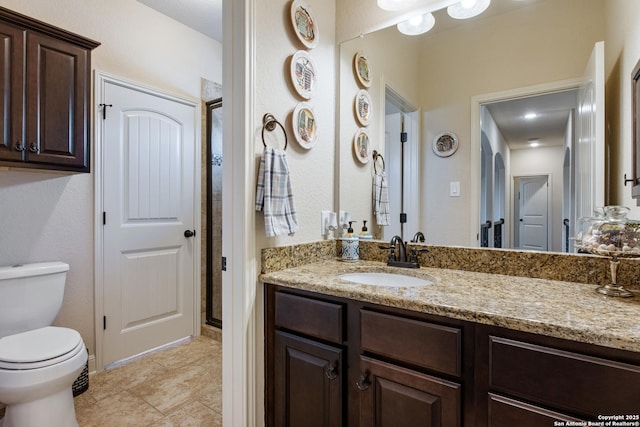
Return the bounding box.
[354,89,372,126]
[292,102,318,149]
[353,128,372,164]
[432,131,459,157]
[290,50,317,99]
[353,52,372,88]
[290,0,318,49]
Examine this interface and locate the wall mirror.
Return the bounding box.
[337,0,607,253]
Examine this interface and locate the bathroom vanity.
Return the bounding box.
[262,260,640,426]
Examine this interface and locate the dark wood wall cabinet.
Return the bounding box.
[265,284,640,426]
[0,6,100,172]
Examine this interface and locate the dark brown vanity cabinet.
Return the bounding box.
[0,7,99,172]
[266,285,468,427]
[476,325,640,425]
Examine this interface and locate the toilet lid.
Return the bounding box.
[0,327,83,369]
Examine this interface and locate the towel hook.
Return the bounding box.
[372,150,385,173]
[261,113,288,150]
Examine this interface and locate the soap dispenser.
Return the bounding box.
[359,220,373,240]
[342,221,359,261]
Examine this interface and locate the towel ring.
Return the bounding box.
[261,113,288,150]
[372,150,385,173]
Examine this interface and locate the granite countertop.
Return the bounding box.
[260,260,640,353]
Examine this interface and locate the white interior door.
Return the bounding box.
[575,41,605,219]
[101,79,197,367]
[518,176,549,251]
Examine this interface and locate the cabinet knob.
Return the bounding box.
[14,141,25,152]
[324,362,338,380]
[29,143,39,153]
[356,373,370,391]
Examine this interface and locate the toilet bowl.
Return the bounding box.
[0,262,86,427]
[0,327,87,427]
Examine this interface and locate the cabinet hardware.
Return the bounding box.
[14,141,25,152]
[356,373,370,391]
[325,362,338,380]
[28,143,38,153]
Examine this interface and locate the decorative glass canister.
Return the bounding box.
[576,206,640,297]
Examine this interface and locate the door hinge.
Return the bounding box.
[103,212,106,225]
[400,213,407,223]
[400,132,408,143]
[99,103,112,120]
[221,256,227,271]
[103,316,106,330]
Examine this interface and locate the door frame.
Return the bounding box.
[512,173,552,250]
[470,78,582,246]
[93,71,202,372]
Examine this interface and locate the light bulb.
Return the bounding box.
[447,0,490,19]
[409,15,424,26]
[397,13,435,36]
[461,0,476,8]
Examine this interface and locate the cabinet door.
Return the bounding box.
[274,331,343,427]
[0,21,24,162]
[25,30,90,170]
[358,356,461,427]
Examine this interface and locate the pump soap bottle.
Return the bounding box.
[359,220,372,240]
[342,221,359,261]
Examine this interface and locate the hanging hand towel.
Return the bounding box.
[256,146,299,237]
[373,171,391,226]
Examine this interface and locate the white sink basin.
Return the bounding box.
[339,272,434,287]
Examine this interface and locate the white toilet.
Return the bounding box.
[0,262,87,427]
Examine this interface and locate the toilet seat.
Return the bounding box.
[0,327,84,370]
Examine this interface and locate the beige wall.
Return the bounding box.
[0,0,222,358]
[418,0,604,246]
[254,0,336,249]
[339,27,421,238]
[605,0,640,216]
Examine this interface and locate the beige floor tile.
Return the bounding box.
[129,364,211,414]
[149,400,221,427]
[75,390,164,427]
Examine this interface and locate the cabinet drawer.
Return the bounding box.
[361,310,461,377]
[489,336,640,416]
[488,394,583,427]
[274,292,344,344]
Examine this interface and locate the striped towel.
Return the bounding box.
[256,147,299,237]
[373,171,390,226]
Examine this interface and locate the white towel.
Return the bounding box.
[256,147,299,237]
[373,171,390,226]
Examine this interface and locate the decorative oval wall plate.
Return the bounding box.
[432,131,459,157]
[290,50,317,99]
[354,89,372,126]
[353,128,372,164]
[292,102,318,149]
[353,52,372,88]
[290,0,318,49]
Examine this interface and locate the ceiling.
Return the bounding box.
[137,0,222,42]
[485,90,577,150]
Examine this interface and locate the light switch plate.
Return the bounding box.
[450,181,460,197]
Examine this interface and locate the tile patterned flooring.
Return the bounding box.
[74,336,222,426]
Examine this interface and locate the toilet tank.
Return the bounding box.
[0,262,70,338]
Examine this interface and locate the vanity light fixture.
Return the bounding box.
[447,0,491,19]
[524,112,538,120]
[397,12,436,36]
[377,0,418,11]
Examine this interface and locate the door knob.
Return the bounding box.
[184,230,196,238]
